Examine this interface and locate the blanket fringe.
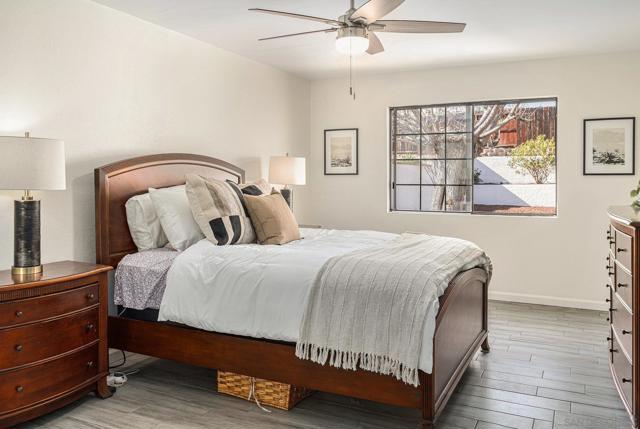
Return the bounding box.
[295,342,420,387]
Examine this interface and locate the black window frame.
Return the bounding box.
[389,97,558,216]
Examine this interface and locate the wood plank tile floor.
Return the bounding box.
[17,301,632,429]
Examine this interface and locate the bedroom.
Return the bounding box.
[0,0,638,428]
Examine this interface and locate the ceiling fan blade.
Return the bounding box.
[374,20,466,33]
[249,8,344,27]
[258,28,337,41]
[349,0,404,25]
[366,32,384,55]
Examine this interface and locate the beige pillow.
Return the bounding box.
[185,174,256,245]
[125,191,168,251]
[244,191,300,245]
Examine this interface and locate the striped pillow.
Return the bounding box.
[185,174,262,246]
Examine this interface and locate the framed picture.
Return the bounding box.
[584,117,635,175]
[324,128,358,175]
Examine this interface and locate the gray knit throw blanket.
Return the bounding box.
[295,233,492,386]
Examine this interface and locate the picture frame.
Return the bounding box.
[324,128,358,175]
[583,117,635,175]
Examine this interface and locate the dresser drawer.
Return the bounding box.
[611,335,633,409]
[0,344,98,414]
[615,262,633,310]
[611,293,633,360]
[0,308,98,370]
[615,229,633,272]
[0,283,99,328]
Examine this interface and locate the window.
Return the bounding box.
[390,98,557,216]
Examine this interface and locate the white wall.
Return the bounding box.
[0,0,309,270]
[298,52,640,310]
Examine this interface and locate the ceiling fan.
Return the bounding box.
[249,0,466,55]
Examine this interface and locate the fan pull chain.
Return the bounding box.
[349,51,355,100]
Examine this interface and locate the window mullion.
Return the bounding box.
[419,108,422,212]
[393,109,397,211]
[470,104,475,214]
[444,108,448,212]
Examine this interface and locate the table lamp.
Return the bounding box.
[0,132,66,275]
[269,154,306,209]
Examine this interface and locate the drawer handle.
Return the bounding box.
[86,293,95,300]
[611,348,619,353]
[622,378,632,383]
[606,284,611,289]
[618,283,628,288]
[617,248,628,253]
[86,323,95,332]
[14,344,22,352]
[605,298,611,303]
[606,265,613,270]
[622,330,632,335]
[606,317,610,322]
[87,361,94,368]
[610,308,618,312]
[607,337,612,341]
[15,386,23,393]
[15,310,23,318]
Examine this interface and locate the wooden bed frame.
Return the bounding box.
[94,153,489,427]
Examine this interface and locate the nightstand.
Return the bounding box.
[0,261,112,428]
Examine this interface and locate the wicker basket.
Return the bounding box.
[217,371,313,410]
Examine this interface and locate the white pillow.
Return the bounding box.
[125,192,168,251]
[149,185,203,251]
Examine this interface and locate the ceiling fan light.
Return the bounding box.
[335,27,369,55]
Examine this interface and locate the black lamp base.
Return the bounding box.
[280,188,293,210]
[12,199,42,275]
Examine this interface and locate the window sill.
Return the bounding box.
[388,209,558,219]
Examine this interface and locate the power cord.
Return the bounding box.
[107,349,139,388]
[110,310,128,371]
[109,350,127,369]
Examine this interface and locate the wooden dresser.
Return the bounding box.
[607,206,640,427]
[0,261,112,428]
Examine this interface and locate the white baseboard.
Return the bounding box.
[489,291,608,311]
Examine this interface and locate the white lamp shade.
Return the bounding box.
[269,156,306,186]
[0,136,66,190]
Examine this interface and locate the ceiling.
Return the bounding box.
[93,0,640,80]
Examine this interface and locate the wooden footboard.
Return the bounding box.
[108,267,488,426]
[422,267,489,424]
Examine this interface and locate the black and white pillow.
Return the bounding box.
[237,179,270,196]
[185,175,272,246]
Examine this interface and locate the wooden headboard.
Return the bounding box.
[95,153,245,267]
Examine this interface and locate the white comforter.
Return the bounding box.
[158,228,440,373]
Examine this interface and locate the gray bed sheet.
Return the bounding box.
[114,247,179,310]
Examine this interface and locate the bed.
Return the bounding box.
[95,153,490,427]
